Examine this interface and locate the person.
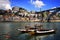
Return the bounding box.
[25,26,29,31]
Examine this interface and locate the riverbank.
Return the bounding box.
[0,20,60,22]
[50,20,60,22]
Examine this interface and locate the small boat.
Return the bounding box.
[36,29,55,34]
[17,29,56,35]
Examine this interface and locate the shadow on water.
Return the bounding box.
[0,22,60,40]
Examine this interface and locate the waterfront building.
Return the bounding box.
[12,6,20,13]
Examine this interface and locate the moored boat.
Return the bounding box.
[17,29,56,35]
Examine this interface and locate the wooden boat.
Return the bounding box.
[17,29,56,35]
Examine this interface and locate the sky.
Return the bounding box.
[0,0,60,11]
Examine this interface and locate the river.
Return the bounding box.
[0,22,60,40]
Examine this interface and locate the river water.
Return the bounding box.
[0,22,60,40]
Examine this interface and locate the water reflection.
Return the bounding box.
[31,34,54,40]
[0,22,60,40]
[18,33,55,40]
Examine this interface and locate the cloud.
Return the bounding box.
[52,7,56,9]
[31,0,45,8]
[0,0,12,10]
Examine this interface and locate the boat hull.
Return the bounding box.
[18,29,56,35]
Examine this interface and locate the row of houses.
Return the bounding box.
[0,6,60,22]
